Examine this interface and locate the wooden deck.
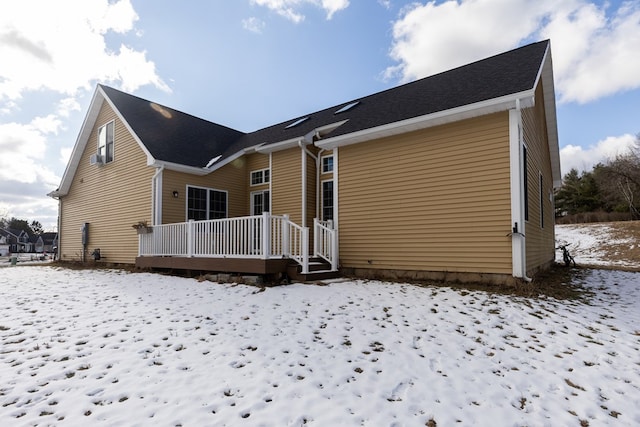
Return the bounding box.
[135,256,290,275]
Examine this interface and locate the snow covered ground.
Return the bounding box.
[556,222,639,270]
[1,226,639,426]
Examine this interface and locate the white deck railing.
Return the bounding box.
[314,219,338,271]
[138,213,334,274]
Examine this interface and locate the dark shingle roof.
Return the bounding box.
[100,85,246,168]
[235,40,549,149]
[103,40,549,168]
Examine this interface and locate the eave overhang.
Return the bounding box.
[316,90,535,150]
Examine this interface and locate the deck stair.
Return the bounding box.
[287,257,340,282]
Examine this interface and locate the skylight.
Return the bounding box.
[334,101,360,114]
[285,116,309,129]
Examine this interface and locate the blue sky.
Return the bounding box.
[1,0,639,231]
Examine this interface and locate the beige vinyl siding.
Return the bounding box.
[338,112,513,274]
[59,101,153,264]
[523,82,556,272]
[272,147,302,224]
[162,159,247,224]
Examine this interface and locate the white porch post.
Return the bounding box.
[301,227,309,274]
[187,219,194,257]
[262,212,271,259]
[313,217,319,257]
[301,145,307,228]
[282,214,290,256]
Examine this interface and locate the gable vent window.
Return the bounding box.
[334,101,360,114]
[251,169,270,186]
[97,121,114,164]
[285,116,309,129]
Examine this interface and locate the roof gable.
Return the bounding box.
[99,86,246,168]
[51,40,559,197]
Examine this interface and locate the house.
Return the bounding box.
[49,40,560,285]
[0,235,8,256]
[0,228,32,253]
[34,232,59,254]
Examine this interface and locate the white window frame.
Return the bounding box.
[250,190,270,215]
[321,155,334,174]
[321,179,334,221]
[250,168,270,186]
[186,185,228,220]
[97,120,115,164]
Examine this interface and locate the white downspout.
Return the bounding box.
[152,165,164,226]
[315,148,325,220]
[299,139,320,227]
[269,153,273,212]
[509,99,532,282]
[299,143,307,227]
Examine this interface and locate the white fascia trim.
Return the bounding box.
[253,121,348,156]
[153,144,265,176]
[313,120,349,138]
[205,144,264,173]
[53,88,105,197]
[255,137,306,154]
[151,160,212,176]
[539,47,561,188]
[52,86,157,197]
[317,91,535,150]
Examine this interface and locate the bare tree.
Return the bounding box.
[596,136,640,219]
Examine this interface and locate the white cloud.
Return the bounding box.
[242,17,267,33]
[560,134,638,174]
[251,0,349,22]
[0,120,60,187]
[57,97,82,118]
[386,0,640,104]
[0,0,168,106]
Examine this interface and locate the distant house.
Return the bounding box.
[0,228,32,253]
[0,235,8,256]
[35,232,59,254]
[49,40,560,284]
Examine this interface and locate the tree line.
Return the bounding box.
[555,135,640,223]
[0,217,45,235]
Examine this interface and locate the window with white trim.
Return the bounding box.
[250,169,270,186]
[251,190,270,215]
[322,180,334,221]
[187,186,227,220]
[97,121,114,163]
[321,155,334,174]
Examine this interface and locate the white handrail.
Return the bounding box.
[313,218,338,271]
[138,214,313,273]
